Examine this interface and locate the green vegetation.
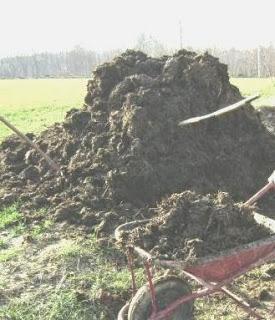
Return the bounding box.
[0,78,87,140]
[57,241,89,259]
[0,239,7,249]
[0,205,54,240]
[30,219,53,238]
[0,222,144,319]
[230,77,275,106]
[0,247,22,262]
[0,205,22,230]
[0,291,102,320]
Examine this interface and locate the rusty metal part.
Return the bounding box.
[114,219,150,241]
[117,302,129,320]
[127,247,137,296]
[245,181,275,206]
[245,169,275,206]
[149,239,274,319]
[144,260,158,316]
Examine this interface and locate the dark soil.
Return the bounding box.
[258,106,275,135]
[121,191,272,261]
[0,49,275,233]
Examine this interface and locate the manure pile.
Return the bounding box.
[259,106,275,135]
[121,191,272,261]
[0,49,275,235]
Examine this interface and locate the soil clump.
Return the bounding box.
[258,106,275,135]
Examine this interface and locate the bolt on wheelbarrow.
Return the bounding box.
[116,175,275,320]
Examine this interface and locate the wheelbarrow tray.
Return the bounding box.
[132,212,275,283]
[159,234,275,283]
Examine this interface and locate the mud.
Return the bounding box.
[122,191,272,261]
[258,106,275,135]
[0,50,275,231]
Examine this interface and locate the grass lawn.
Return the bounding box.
[0,79,87,141]
[230,77,275,106]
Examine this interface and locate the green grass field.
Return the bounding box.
[0,78,275,141]
[230,77,275,106]
[0,79,87,141]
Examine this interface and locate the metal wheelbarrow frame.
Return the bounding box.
[116,183,275,320]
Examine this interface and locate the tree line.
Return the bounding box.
[0,46,120,79]
[208,46,275,78]
[1,37,275,78]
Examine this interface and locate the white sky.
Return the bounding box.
[1,0,275,57]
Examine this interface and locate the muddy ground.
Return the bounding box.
[259,106,275,135]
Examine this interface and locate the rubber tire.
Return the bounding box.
[128,276,194,320]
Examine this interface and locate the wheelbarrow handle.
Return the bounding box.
[0,115,60,172]
[245,170,275,206]
[245,182,275,206]
[117,302,129,320]
[114,219,150,241]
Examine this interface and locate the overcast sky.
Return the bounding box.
[1,0,274,57]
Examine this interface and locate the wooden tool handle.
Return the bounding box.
[0,116,60,172]
[179,95,260,126]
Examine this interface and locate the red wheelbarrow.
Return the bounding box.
[116,178,275,320]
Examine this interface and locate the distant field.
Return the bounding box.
[0,78,275,141]
[230,77,275,106]
[0,79,87,141]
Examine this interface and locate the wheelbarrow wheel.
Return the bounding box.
[128,276,193,320]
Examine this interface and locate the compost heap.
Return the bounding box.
[258,106,275,135]
[120,191,272,261]
[0,49,275,235]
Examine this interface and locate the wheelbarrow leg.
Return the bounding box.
[144,260,159,316]
[182,270,264,319]
[221,287,264,320]
[127,248,137,296]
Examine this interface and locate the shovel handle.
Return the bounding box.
[179,95,260,126]
[0,116,60,172]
